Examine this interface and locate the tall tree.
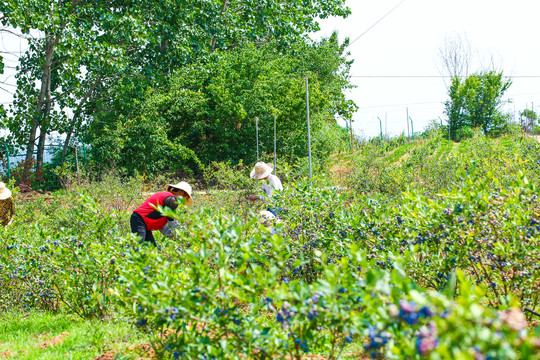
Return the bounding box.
[1,0,110,166]
[88,35,357,173]
[1,0,351,171]
[444,71,512,139]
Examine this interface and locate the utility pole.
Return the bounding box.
[409,116,414,140]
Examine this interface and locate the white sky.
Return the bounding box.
[315,0,540,138]
[2,1,540,139]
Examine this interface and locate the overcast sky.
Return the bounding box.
[2,1,540,140]
[315,0,540,138]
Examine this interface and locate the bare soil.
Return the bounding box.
[0,351,13,358]
[93,350,117,360]
[37,332,70,349]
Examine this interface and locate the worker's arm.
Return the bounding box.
[163,195,179,221]
[159,220,183,238]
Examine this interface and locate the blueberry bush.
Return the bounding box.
[114,207,539,359]
[1,131,539,359]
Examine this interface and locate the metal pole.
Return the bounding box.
[2,142,10,180]
[524,103,528,133]
[377,117,384,147]
[350,117,354,152]
[74,146,80,185]
[529,103,534,134]
[305,76,312,183]
[409,116,414,139]
[273,113,277,173]
[406,107,410,141]
[385,112,388,138]
[256,117,259,161]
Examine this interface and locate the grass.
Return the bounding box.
[0,311,149,360]
[0,311,371,360]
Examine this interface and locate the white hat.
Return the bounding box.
[0,182,12,200]
[250,162,274,179]
[165,181,194,208]
[258,210,276,223]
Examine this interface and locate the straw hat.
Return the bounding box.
[250,162,274,179]
[165,181,194,208]
[0,182,12,200]
[258,210,276,224]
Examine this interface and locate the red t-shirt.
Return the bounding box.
[134,191,176,231]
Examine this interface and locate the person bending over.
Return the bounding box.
[248,162,283,201]
[130,181,193,246]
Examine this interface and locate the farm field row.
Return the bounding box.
[1,131,539,359]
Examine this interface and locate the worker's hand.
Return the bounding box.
[248,195,258,200]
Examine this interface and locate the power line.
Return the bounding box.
[356,101,444,110]
[349,75,540,79]
[0,86,14,95]
[348,0,407,48]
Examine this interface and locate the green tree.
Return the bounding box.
[1,0,351,172]
[444,71,512,140]
[0,0,137,168]
[88,35,356,174]
[520,108,538,133]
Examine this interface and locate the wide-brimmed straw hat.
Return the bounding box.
[165,181,194,208]
[250,162,274,179]
[258,210,276,223]
[0,182,12,200]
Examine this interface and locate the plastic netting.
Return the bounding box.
[0,142,87,191]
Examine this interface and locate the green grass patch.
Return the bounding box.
[0,312,148,360]
[384,142,416,163]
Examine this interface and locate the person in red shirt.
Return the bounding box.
[131,181,193,245]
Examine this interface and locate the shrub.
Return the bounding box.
[0,193,134,317]
[114,207,540,359]
[455,126,474,142]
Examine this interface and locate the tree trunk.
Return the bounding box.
[26,35,58,163]
[36,71,54,170]
[36,126,47,170]
[61,127,74,164]
[61,77,101,163]
[210,0,230,52]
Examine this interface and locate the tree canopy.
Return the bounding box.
[88,35,356,174]
[0,0,352,172]
[444,71,511,140]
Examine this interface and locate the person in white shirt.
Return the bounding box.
[248,162,283,201]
